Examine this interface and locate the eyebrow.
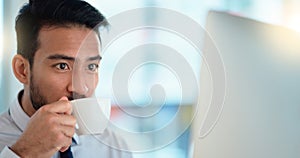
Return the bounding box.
[88,55,102,61]
[47,54,102,61]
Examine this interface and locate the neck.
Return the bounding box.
[19,89,36,117]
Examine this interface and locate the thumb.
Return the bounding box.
[59,96,69,101]
[57,96,72,115]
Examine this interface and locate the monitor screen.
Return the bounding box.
[193,10,300,158]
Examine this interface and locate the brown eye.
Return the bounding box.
[55,63,69,70]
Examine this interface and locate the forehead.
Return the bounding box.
[37,26,100,59]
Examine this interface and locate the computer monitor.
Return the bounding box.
[193,11,300,158]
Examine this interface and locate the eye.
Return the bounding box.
[55,63,70,71]
[87,64,99,73]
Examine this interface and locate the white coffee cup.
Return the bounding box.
[71,98,111,135]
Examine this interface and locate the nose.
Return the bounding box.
[67,70,89,95]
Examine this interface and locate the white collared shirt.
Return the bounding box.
[0,91,132,158]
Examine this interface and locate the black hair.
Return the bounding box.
[15,0,108,67]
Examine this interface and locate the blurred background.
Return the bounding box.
[1,0,300,158]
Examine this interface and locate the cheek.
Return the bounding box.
[94,75,99,86]
[31,64,71,101]
[86,74,98,92]
[36,73,70,94]
[52,78,69,88]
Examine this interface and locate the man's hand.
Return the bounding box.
[11,97,76,158]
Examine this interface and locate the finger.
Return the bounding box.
[58,137,72,152]
[59,146,69,152]
[59,115,77,127]
[53,133,72,152]
[60,125,76,138]
[59,97,72,115]
[45,98,72,114]
[59,96,68,101]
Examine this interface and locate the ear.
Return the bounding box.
[12,54,30,84]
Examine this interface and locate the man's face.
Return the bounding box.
[30,26,101,109]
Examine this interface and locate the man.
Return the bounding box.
[0,0,131,157]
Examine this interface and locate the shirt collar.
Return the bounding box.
[9,90,80,145]
[9,90,30,132]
